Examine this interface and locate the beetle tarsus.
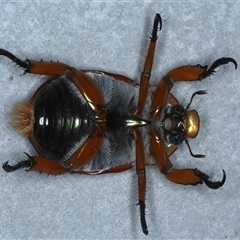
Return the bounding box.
[194,169,226,189]
[151,13,162,41]
[2,152,33,172]
[210,57,237,70]
[3,161,20,172]
[0,48,29,71]
[138,201,148,235]
[200,57,237,79]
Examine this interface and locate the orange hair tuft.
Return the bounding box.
[11,101,35,137]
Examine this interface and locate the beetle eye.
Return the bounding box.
[167,132,185,145]
[164,104,187,145]
[169,104,186,120]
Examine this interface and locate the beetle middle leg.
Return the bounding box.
[125,13,163,232]
[133,13,162,116]
[131,129,148,235]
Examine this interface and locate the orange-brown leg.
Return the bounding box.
[3,156,132,175]
[0,49,70,75]
[64,127,104,172]
[3,127,104,174]
[151,77,173,120]
[0,49,106,117]
[131,129,148,235]
[66,68,106,118]
[74,163,133,175]
[65,127,104,172]
[26,60,70,75]
[2,153,67,175]
[151,58,237,120]
[133,13,162,116]
[81,70,139,86]
[150,126,226,189]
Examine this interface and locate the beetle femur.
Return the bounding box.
[11,101,34,137]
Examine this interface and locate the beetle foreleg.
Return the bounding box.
[199,57,237,79]
[194,169,226,189]
[166,57,237,82]
[131,129,148,235]
[150,57,237,119]
[150,126,226,189]
[164,168,226,189]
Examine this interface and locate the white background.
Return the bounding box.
[0,1,239,239]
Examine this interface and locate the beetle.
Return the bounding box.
[1,14,237,235]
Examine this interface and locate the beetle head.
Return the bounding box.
[164,90,207,158]
[183,109,200,139]
[164,103,189,145]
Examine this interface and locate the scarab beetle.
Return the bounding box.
[1,14,237,235]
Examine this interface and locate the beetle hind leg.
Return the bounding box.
[2,153,67,175]
[3,157,32,172]
[0,48,70,75]
[0,48,29,71]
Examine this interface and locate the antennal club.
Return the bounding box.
[186,90,207,110]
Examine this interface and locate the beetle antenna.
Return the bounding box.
[185,139,205,158]
[186,90,207,110]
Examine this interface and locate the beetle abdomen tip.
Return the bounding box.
[11,101,34,137]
